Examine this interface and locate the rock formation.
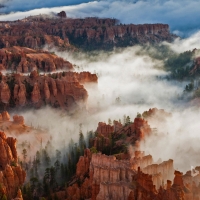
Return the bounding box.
[57,11,67,18]
[142,107,171,120]
[12,115,24,125]
[0,131,26,199]
[0,16,176,50]
[96,122,114,136]
[76,148,92,177]
[61,112,199,200]
[1,81,11,104]
[13,189,23,200]
[0,70,97,111]
[91,117,151,154]
[1,111,10,121]
[142,159,174,189]
[54,147,198,200]
[0,46,73,73]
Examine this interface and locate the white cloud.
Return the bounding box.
[164,31,200,53]
[0,0,200,36]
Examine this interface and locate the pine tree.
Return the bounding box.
[30,177,38,193]
[22,148,27,162]
[137,112,142,118]
[26,183,33,200]
[125,116,131,125]
[54,160,60,172]
[56,150,61,161]
[79,124,86,154]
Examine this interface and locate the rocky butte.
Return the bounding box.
[0,12,176,50]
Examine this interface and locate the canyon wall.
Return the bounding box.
[51,146,200,200]
[0,15,176,50]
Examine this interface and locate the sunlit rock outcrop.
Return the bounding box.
[0,131,25,199]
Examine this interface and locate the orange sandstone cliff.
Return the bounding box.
[0,70,97,111]
[0,15,176,50]
[52,148,197,200]
[0,131,26,200]
[0,46,73,73]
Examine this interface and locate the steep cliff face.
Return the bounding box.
[0,70,97,111]
[90,153,136,200]
[142,159,174,189]
[0,16,176,50]
[0,18,72,50]
[0,131,26,200]
[0,46,73,73]
[64,150,196,200]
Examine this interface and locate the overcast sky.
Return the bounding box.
[0,0,200,36]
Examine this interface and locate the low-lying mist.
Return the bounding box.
[1,0,200,36]
[8,32,200,174]
[140,107,200,173]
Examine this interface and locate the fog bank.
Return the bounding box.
[0,0,200,36]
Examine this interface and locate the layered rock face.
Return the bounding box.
[63,113,196,200]
[142,159,174,189]
[182,168,200,199]
[0,46,73,73]
[65,149,92,200]
[96,120,123,137]
[0,16,176,50]
[96,122,114,137]
[90,153,138,200]
[0,70,97,110]
[63,150,196,200]
[0,17,72,50]
[0,131,26,200]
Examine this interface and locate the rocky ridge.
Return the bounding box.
[0,70,97,111]
[0,46,73,73]
[0,14,176,50]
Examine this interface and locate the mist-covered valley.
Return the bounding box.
[11,31,200,180]
[1,1,200,198]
